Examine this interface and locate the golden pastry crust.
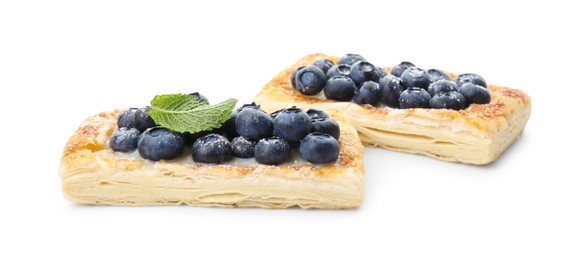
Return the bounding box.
[60,110,364,209]
[253,53,532,164]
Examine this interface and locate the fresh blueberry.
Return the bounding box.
[138,127,184,161]
[312,58,335,73]
[428,69,450,82]
[305,108,329,119]
[350,61,381,85]
[214,111,238,140]
[294,65,326,95]
[399,88,431,109]
[291,66,306,87]
[189,92,209,104]
[236,102,263,113]
[429,91,467,110]
[230,136,256,158]
[192,133,233,163]
[273,107,312,142]
[391,61,415,77]
[254,137,292,165]
[184,121,235,145]
[379,75,404,108]
[235,108,274,140]
[300,133,340,164]
[117,108,138,128]
[326,64,351,79]
[270,108,285,119]
[454,73,487,88]
[427,80,459,97]
[184,130,214,145]
[400,67,431,90]
[352,81,381,106]
[376,67,388,78]
[133,107,157,132]
[311,117,340,140]
[109,127,140,152]
[338,53,366,66]
[459,82,491,105]
[324,76,357,101]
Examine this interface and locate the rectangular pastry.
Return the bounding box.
[59,110,364,209]
[253,53,532,165]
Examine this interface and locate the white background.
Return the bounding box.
[1,0,586,259]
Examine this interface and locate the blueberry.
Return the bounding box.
[254,137,292,165]
[459,83,491,105]
[300,133,340,164]
[379,75,404,108]
[192,133,233,163]
[350,61,381,85]
[230,136,256,158]
[117,108,138,128]
[133,107,157,132]
[428,69,450,82]
[185,120,235,145]
[214,111,238,140]
[294,65,326,95]
[429,91,467,110]
[290,66,305,87]
[400,67,431,90]
[326,64,351,79]
[109,127,140,152]
[391,61,415,77]
[399,88,431,109]
[352,81,381,106]
[189,92,209,104]
[324,76,357,101]
[184,130,214,145]
[376,67,388,78]
[273,107,312,142]
[454,73,487,88]
[138,127,184,161]
[311,117,340,140]
[236,102,263,113]
[235,108,274,140]
[305,108,329,119]
[312,58,334,73]
[338,54,366,66]
[270,108,285,119]
[427,80,459,97]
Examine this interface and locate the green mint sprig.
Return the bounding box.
[148,94,237,133]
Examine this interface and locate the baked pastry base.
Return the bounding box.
[60,111,364,209]
[253,53,532,165]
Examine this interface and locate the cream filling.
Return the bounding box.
[113,147,309,167]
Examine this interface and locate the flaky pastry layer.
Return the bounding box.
[60,111,364,209]
[253,53,532,164]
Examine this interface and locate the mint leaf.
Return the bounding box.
[149,94,237,133]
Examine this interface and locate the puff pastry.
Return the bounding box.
[60,110,364,209]
[253,53,532,165]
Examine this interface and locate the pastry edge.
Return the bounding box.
[251,99,531,165]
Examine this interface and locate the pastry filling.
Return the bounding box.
[114,148,309,167]
[292,54,492,110]
[110,95,341,166]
